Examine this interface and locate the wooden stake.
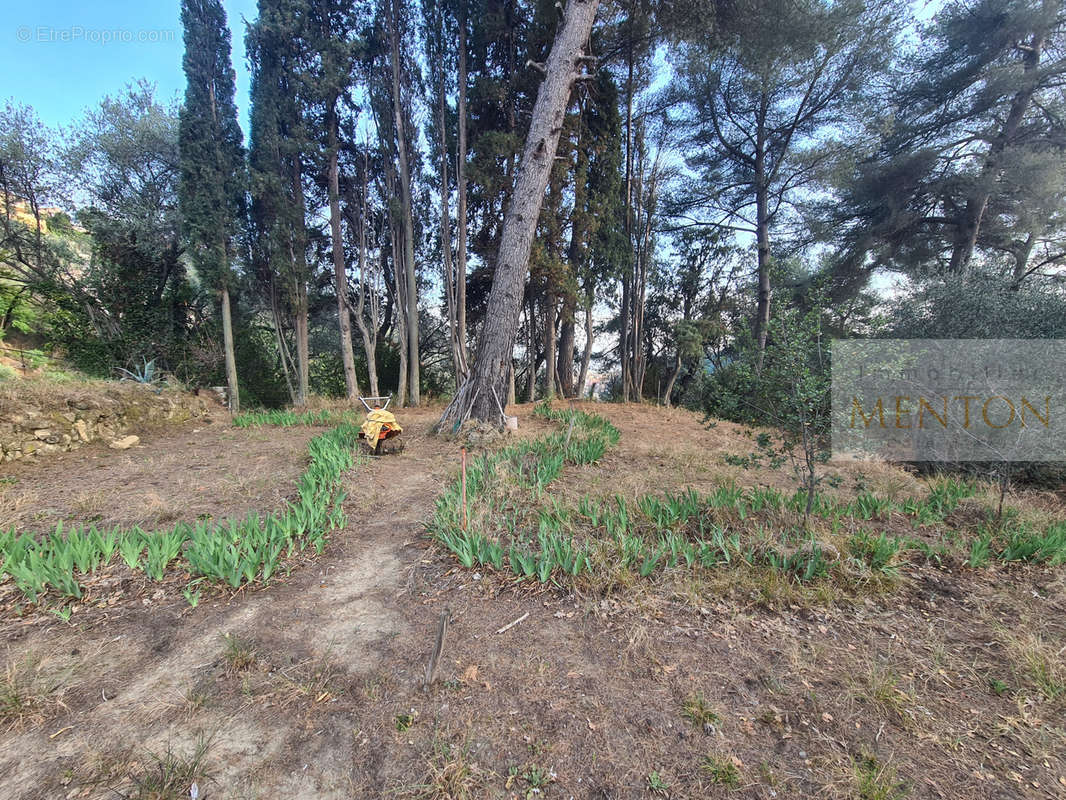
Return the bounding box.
[423,607,451,689]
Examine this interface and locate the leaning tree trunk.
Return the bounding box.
[437,0,599,429]
[661,350,682,408]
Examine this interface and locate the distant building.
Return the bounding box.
[3,193,71,234]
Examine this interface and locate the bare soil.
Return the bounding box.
[0,413,317,533]
[1,402,1064,800]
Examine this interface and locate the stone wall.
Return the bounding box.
[0,386,214,462]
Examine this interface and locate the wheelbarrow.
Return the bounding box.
[357,395,404,455]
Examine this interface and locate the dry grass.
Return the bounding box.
[848,661,914,723]
[0,653,69,730]
[220,634,258,673]
[0,482,38,529]
[71,489,111,519]
[399,737,488,800]
[1000,628,1066,703]
[272,647,344,708]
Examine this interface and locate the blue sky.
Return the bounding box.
[3,0,259,133]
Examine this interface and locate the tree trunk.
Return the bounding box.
[291,156,310,405]
[544,287,557,398]
[392,228,408,407]
[577,294,593,397]
[526,295,537,402]
[438,70,465,383]
[661,350,681,408]
[437,0,599,428]
[753,109,771,370]
[220,283,239,414]
[557,295,575,396]
[621,40,635,403]
[620,269,630,401]
[269,279,297,405]
[327,103,360,400]
[1012,231,1036,287]
[456,4,470,367]
[390,0,419,405]
[294,284,309,405]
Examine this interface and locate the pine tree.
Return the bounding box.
[673,0,899,366]
[179,0,246,412]
[830,0,1066,283]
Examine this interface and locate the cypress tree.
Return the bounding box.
[178,0,246,412]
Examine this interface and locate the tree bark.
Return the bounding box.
[220,283,239,414]
[438,68,466,383]
[577,293,593,397]
[544,286,557,398]
[269,277,297,404]
[389,0,419,405]
[661,350,681,408]
[327,102,360,400]
[456,4,470,368]
[391,224,408,407]
[620,34,637,403]
[557,295,576,397]
[754,102,771,370]
[526,295,538,402]
[291,156,310,405]
[437,0,599,428]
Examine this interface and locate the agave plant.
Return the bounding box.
[117,356,163,385]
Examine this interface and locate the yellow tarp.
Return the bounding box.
[360,408,400,446]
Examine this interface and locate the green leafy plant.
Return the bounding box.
[702,755,740,788]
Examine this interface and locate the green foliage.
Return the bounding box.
[849,531,902,575]
[701,755,740,788]
[702,305,832,520]
[646,771,670,792]
[57,84,196,379]
[831,0,1066,280]
[853,751,908,800]
[178,0,245,291]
